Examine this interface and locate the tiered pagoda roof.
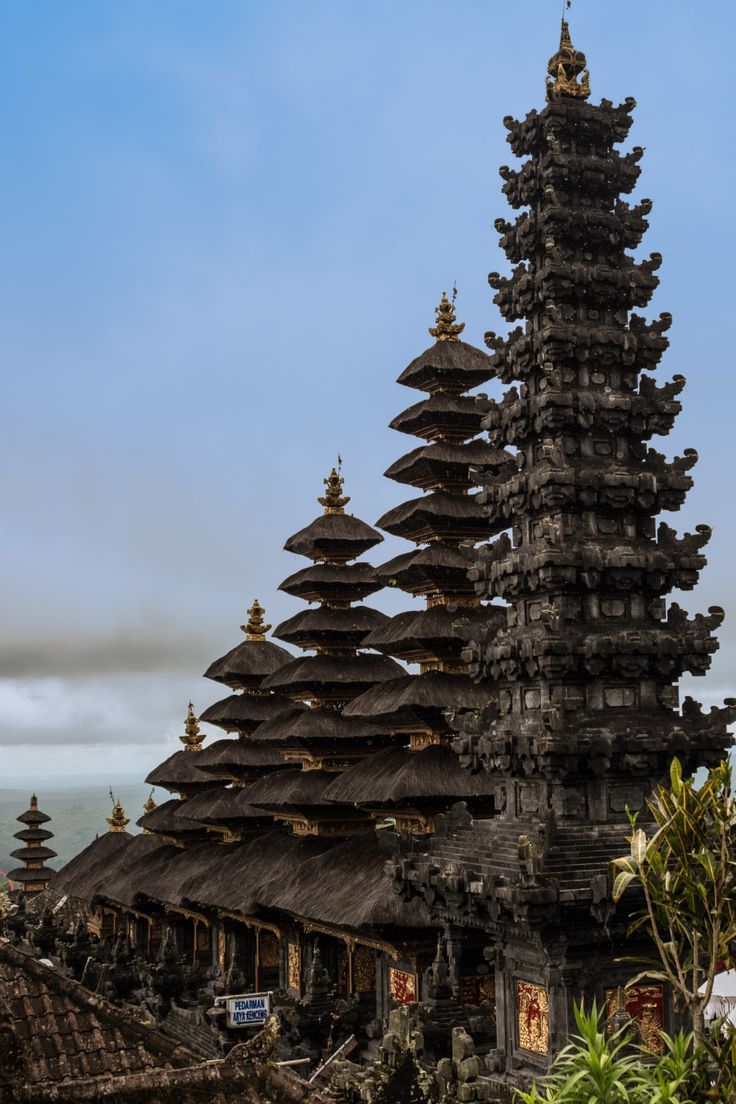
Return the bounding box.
[335,293,512,834]
[7,794,57,896]
[253,468,403,833]
[344,293,511,737]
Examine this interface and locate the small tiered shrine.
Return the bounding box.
[393,20,735,1084]
[7,795,57,897]
[341,294,513,836]
[244,467,403,835]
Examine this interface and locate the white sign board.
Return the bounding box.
[226,991,270,1028]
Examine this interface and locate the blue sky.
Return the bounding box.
[2,0,735,779]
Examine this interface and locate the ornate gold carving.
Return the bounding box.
[107,794,129,833]
[605,985,664,1055]
[392,811,436,836]
[461,974,495,1007]
[409,731,443,751]
[181,702,205,752]
[429,288,464,342]
[318,464,350,515]
[241,598,271,641]
[517,980,549,1055]
[260,931,280,969]
[546,20,590,101]
[143,790,157,815]
[287,941,301,992]
[388,966,417,1004]
[354,945,376,992]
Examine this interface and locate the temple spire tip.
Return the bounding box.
[241,598,271,640]
[546,18,590,101]
[429,287,465,342]
[318,464,350,515]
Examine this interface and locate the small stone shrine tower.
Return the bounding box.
[8,794,57,897]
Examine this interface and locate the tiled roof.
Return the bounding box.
[0,939,195,1091]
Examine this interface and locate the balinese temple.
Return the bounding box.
[40,17,733,1096]
[337,295,513,838]
[7,795,56,897]
[392,18,735,1086]
[242,467,403,835]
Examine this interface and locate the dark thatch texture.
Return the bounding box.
[284,512,383,562]
[0,941,196,1091]
[199,691,295,733]
[273,605,388,649]
[243,768,334,811]
[203,637,292,689]
[364,604,506,662]
[279,562,381,603]
[344,671,492,724]
[181,832,333,916]
[384,441,513,491]
[175,786,269,825]
[10,846,57,861]
[396,339,493,394]
[7,867,55,885]
[323,744,496,806]
[262,833,431,930]
[92,835,182,908]
[195,736,292,775]
[17,805,51,826]
[377,491,490,543]
[389,393,485,441]
[136,798,210,838]
[261,652,403,701]
[375,543,478,597]
[51,830,136,903]
[144,750,221,792]
[247,707,388,747]
[13,828,54,843]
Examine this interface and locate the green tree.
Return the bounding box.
[611,758,736,1041]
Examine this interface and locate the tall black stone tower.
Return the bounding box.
[395,21,735,1085]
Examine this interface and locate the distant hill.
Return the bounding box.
[0,783,167,875]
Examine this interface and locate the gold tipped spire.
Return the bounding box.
[428,288,464,342]
[318,463,350,515]
[29,794,38,810]
[107,795,130,833]
[143,789,157,815]
[546,19,590,101]
[181,702,205,752]
[241,598,271,641]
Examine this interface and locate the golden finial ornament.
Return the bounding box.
[546,20,590,101]
[429,288,465,342]
[318,464,350,515]
[241,598,271,641]
[107,792,130,833]
[143,789,157,815]
[180,702,205,752]
[29,794,38,810]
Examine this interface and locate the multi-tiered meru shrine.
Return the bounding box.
[46,19,733,1091]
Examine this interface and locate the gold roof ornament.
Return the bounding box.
[107,794,130,833]
[546,19,590,101]
[29,794,38,810]
[241,598,271,641]
[143,790,157,815]
[180,702,205,752]
[429,288,465,342]
[318,463,350,515]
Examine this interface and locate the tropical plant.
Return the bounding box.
[513,1004,698,1104]
[610,757,736,1041]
